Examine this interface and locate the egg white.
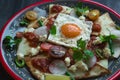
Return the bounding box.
[48,13,93,47]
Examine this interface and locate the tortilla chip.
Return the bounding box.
[85,64,110,78]
[95,13,116,36]
[25,56,45,80]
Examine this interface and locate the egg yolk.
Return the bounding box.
[61,23,81,38]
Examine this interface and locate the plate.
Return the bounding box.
[0,0,120,80]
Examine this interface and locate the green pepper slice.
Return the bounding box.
[15,57,25,68]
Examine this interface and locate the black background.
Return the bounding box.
[0,0,120,80]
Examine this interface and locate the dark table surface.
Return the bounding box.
[0,0,120,80]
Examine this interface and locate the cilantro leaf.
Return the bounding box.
[73,38,94,61]
[75,2,89,16]
[77,38,86,50]
[73,50,83,61]
[84,50,94,59]
[50,25,56,35]
[99,34,117,55]
[3,36,22,51]
[20,19,29,26]
[100,34,117,42]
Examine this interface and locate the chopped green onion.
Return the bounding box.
[95,49,103,59]
[38,20,43,26]
[15,57,25,68]
[108,39,114,54]
[3,36,22,50]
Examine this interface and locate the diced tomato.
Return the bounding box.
[92,23,101,32]
[51,5,63,13]
[24,32,39,47]
[40,42,53,51]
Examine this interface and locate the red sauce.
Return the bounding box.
[46,14,58,30]
[87,36,97,50]
[92,23,101,32]
[46,17,54,30]
[32,58,50,73]
[51,5,63,13]
[87,35,106,50]
[24,32,39,47]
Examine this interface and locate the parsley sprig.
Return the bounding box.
[49,25,56,35]
[20,18,29,26]
[73,38,94,61]
[99,34,117,54]
[75,2,89,16]
[3,36,21,50]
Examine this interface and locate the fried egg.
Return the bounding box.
[48,13,93,47]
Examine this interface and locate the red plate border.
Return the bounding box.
[0,0,120,80]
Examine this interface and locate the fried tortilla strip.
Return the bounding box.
[95,13,116,36]
[25,56,45,80]
[85,64,110,78]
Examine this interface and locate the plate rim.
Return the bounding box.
[0,0,120,80]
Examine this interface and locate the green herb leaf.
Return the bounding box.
[14,38,22,46]
[73,49,83,61]
[100,34,117,42]
[50,25,56,35]
[65,71,75,80]
[75,2,89,16]
[84,50,94,59]
[38,20,43,26]
[77,38,86,50]
[108,39,114,54]
[99,34,117,55]
[3,36,12,44]
[20,19,29,26]
[3,36,22,50]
